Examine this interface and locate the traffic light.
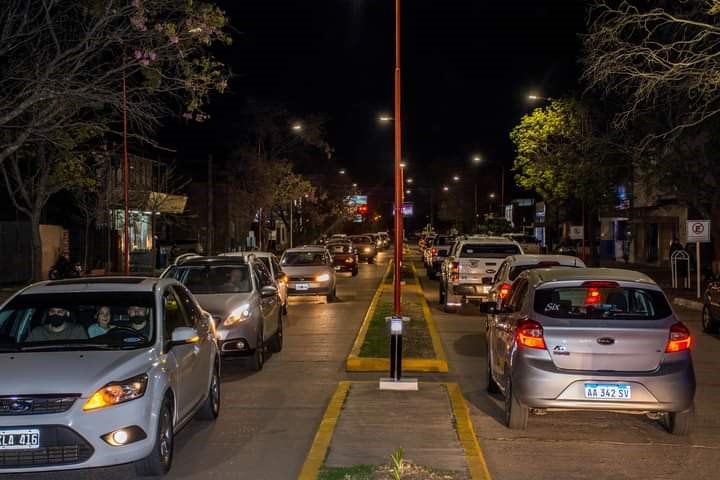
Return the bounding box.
[357,205,368,215]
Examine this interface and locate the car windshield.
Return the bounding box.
[327,244,352,254]
[0,292,156,351]
[460,243,521,258]
[534,285,672,320]
[282,251,326,266]
[350,236,371,244]
[171,265,252,294]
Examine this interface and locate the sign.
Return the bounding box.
[569,226,584,240]
[401,202,413,217]
[687,220,711,243]
[346,195,368,207]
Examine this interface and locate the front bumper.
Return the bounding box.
[512,350,696,413]
[0,395,157,473]
[287,281,332,296]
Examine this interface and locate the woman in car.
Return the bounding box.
[88,306,114,338]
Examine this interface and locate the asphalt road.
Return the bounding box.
[417,259,720,480]
[3,252,390,480]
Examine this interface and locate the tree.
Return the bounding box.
[583,1,720,266]
[0,0,230,165]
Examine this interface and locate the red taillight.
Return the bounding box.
[450,261,460,282]
[585,287,601,305]
[431,247,438,256]
[665,322,692,353]
[516,319,546,350]
[499,282,512,300]
[581,281,620,288]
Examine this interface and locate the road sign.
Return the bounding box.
[687,220,711,243]
[569,226,584,240]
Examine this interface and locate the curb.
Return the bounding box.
[672,297,703,311]
[298,381,492,480]
[345,261,448,373]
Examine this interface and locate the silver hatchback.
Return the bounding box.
[483,268,695,434]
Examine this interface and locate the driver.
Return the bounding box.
[26,307,88,342]
[128,305,151,337]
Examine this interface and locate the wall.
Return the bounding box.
[40,224,68,280]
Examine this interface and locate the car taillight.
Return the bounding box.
[450,261,460,282]
[665,322,692,353]
[516,319,546,350]
[585,287,601,305]
[431,247,438,256]
[499,282,512,300]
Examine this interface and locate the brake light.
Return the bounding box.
[516,319,546,350]
[665,322,692,353]
[585,287,601,305]
[581,281,619,288]
[431,247,438,256]
[499,282,512,300]
[450,261,460,283]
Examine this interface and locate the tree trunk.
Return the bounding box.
[83,213,91,272]
[30,212,43,282]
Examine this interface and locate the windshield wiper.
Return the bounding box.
[0,346,19,352]
[19,343,118,352]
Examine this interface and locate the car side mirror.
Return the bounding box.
[260,285,278,298]
[168,327,199,349]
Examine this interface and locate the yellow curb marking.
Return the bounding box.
[297,381,351,480]
[347,261,392,361]
[446,383,494,480]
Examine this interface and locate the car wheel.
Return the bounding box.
[486,351,499,394]
[702,306,717,333]
[504,377,528,430]
[196,363,221,420]
[135,397,174,476]
[248,327,264,371]
[269,314,283,353]
[352,267,359,276]
[439,284,446,304]
[666,405,693,435]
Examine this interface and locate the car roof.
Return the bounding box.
[285,245,327,253]
[460,235,515,243]
[18,277,175,295]
[526,268,657,286]
[219,251,274,258]
[505,254,585,267]
[178,256,251,266]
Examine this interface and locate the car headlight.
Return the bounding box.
[316,273,331,282]
[224,304,251,326]
[364,247,371,253]
[83,374,148,412]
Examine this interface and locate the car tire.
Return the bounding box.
[196,363,221,420]
[486,352,500,394]
[504,378,528,430]
[248,327,264,371]
[269,314,283,353]
[352,267,359,277]
[702,306,717,334]
[666,405,693,435]
[135,397,174,477]
[439,284,446,304]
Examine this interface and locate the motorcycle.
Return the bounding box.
[48,256,82,280]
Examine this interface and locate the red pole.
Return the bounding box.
[393,0,403,315]
[122,64,130,276]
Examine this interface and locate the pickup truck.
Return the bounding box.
[439,236,523,313]
[425,234,456,279]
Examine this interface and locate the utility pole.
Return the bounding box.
[207,154,214,255]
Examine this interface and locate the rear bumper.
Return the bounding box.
[512,352,696,413]
[449,283,492,301]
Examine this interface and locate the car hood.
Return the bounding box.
[0,348,157,397]
[282,265,330,278]
[194,292,254,318]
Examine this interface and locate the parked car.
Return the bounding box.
[425,234,456,279]
[482,268,695,434]
[702,275,720,333]
[161,256,282,370]
[0,277,220,476]
[218,251,288,315]
[377,231,391,249]
[439,236,523,313]
[502,233,541,254]
[348,235,377,263]
[487,254,585,309]
[326,240,359,276]
[368,233,384,251]
[280,246,337,302]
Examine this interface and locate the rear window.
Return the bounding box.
[350,236,372,244]
[328,244,352,254]
[460,243,520,258]
[281,251,327,266]
[534,285,672,320]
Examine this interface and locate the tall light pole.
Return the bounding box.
[393,0,403,316]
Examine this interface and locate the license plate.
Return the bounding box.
[0,429,40,450]
[296,283,309,291]
[335,266,342,270]
[584,383,631,400]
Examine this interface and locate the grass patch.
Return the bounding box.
[319,464,468,480]
[318,465,376,480]
[359,294,434,358]
[383,262,416,285]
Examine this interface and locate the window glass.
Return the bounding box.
[506,279,528,312]
[163,289,192,340]
[460,243,521,258]
[281,251,327,266]
[173,286,201,325]
[533,286,672,319]
[173,265,252,294]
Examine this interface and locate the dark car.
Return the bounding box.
[326,241,359,276]
[702,275,720,333]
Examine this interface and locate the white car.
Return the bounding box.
[0,277,220,476]
[218,251,288,315]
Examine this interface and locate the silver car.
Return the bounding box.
[162,256,282,370]
[0,277,220,476]
[483,268,695,434]
[281,246,337,302]
[219,251,289,315]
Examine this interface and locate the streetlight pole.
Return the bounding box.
[393,0,403,317]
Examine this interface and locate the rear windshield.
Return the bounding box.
[534,286,672,320]
[170,265,252,294]
[282,251,327,266]
[460,244,520,258]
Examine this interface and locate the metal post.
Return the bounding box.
[207,154,214,255]
[289,200,293,248]
[474,182,478,232]
[697,242,701,299]
[393,0,403,316]
[122,62,130,276]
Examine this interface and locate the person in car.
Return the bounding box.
[88,306,114,338]
[26,307,88,342]
[221,268,248,292]
[128,305,151,337]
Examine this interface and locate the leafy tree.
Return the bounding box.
[0,0,230,165]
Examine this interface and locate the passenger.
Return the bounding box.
[221,269,246,292]
[26,307,88,342]
[128,305,151,337]
[88,306,114,338]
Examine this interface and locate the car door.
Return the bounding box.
[162,287,199,421]
[495,278,530,385]
[708,279,720,317]
[173,285,212,405]
[254,261,279,339]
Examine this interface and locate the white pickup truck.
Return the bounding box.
[439,236,523,313]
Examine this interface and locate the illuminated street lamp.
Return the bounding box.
[442,185,449,192]
[528,94,552,102]
[472,155,482,164]
[406,189,411,195]
[452,174,460,182]
[339,168,346,175]
[406,177,413,184]
[378,114,393,123]
[291,122,303,131]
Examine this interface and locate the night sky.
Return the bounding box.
[172,0,587,216]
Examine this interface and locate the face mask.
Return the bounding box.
[130,316,146,326]
[48,314,65,328]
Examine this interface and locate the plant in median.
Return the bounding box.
[390,447,405,480]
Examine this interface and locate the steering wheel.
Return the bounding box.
[104,326,148,342]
